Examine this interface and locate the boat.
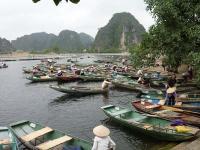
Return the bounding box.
[132,100,200,127]
[9,120,92,150]
[144,98,200,113]
[0,64,8,69]
[56,75,80,82]
[50,85,108,95]
[0,127,18,150]
[26,75,57,82]
[112,78,163,95]
[79,75,105,82]
[101,105,199,141]
[177,93,200,102]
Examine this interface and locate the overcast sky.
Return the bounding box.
[0,0,154,41]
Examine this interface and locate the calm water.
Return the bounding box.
[0,55,174,150]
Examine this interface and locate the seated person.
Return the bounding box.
[57,70,63,76]
[102,79,111,89]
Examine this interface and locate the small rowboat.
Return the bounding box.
[112,79,163,95]
[56,76,80,82]
[101,105,200,141]
[9,120,92,150]
[145,99,200,113]
[50,85,108,95]
[132,100,200,127]
[0,127,18,150]
[79,75,105,82]
[0,65,8,69]
[26,75,57,82]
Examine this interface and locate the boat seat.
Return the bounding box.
[145,104,160,109]
[154,109,171,114]
[36,135,72,150]
[21,127,53,142]
[112,109,131,116]
[0,139,11,145]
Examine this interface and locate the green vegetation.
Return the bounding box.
[12,31,94,53]
[130,0,200,73]
[0,38,15,53]
[32,0,80,5]
[93,12,146,52]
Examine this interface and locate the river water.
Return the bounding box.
[0,54,175,150]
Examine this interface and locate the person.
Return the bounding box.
[50,66,54,73]
[165,87,176,106]
[92,125,116,150]
[182,72,189,82]
[166,74,176,88]
[137,76,144,84]
[57,70,63,76]
[80,69,85,75]
[136,69,143,76]
[188,66,193,80]
[102,79,111,90]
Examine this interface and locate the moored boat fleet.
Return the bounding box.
[2,56,200,149]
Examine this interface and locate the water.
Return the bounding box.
[0,55,174,150]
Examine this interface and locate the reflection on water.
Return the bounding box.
[0,55,175,150]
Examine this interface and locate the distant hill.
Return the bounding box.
[11,31,94,52]
[12,32,57,51]
[0,37,15,53]
[93,12,146,52]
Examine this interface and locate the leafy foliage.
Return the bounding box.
[130,0,200,71]
[32,0,80,5]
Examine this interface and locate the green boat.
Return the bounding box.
[101,105,200,141]
[26,75,57,82]
[79,74,105,82]
[9,120,92,150]
[50,85,108,95]
[0,127,18,150]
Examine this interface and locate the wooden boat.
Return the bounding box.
[144,98,200,113]
[9,120,92,150]
[177,93,200,102]
[26,75,57,82]
[112,79,163,95]
[101,105,199,141]
[79,75,105,82]
[0,127,18,150]
[132,100,200,127]
[50,85,108,95]
[56,75,80,82]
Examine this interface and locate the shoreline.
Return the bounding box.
[0,52,129,62]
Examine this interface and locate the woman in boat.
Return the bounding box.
[165,87,176,106]
[92,125,116,150]
[102,79,111,90]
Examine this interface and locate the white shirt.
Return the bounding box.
[102,81,110,89]
[137,70,143,76]
[91,136,116,150]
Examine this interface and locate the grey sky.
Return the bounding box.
[0,0,154,41]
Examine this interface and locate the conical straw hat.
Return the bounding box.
[93,125,110,137]
[167,87,176,94]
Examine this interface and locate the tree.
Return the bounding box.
[32,0,80,6]
[130,0,200,71]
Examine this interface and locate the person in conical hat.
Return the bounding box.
[92,125,116,150]
[165,87,176,106]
